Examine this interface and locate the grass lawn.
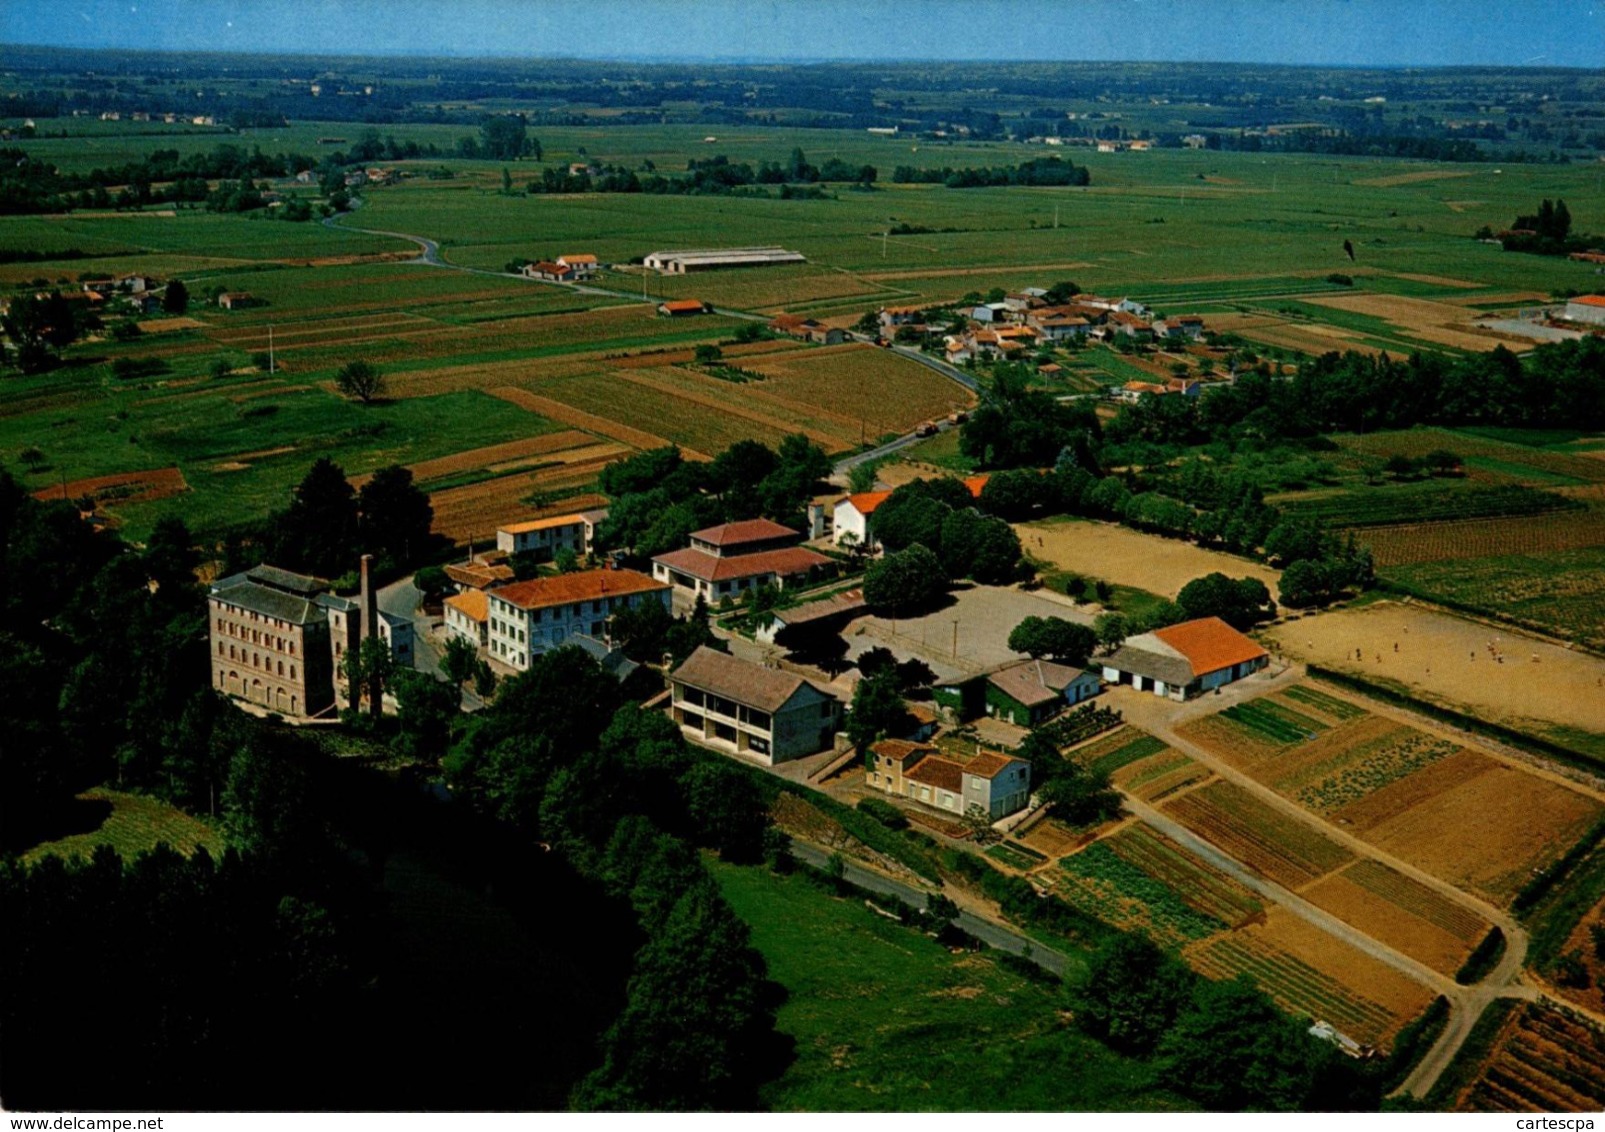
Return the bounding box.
[711,860,1191,1112]
[23,788,223,865]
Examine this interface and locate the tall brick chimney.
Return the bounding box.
[359,553,377,645]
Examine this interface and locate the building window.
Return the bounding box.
[290,664,296,679]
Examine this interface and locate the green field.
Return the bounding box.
[23,789,223,865]
[710,861,1192,1112]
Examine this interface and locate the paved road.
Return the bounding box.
[789,842,1071,978]
[376,575,485,710]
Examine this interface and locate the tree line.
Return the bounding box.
[889,155,1091,188]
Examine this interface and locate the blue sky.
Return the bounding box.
[1,0,1597,67]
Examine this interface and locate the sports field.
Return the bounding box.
[1019,517,1282,599]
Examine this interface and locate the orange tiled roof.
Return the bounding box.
[500,513,585,535]
[1573,295,1605,308]
[842,490,892,515]
[871,738,935,765]
[963,751,1022,780]
[963,474,991,498]
[490,568,666,610]
[559,254,598,264]
[906,754,964,793]
[660,299,707,312]
[1151,616,1268,677]
[653,545,829,582]
[445,590,489,623]
[690,518,798,546]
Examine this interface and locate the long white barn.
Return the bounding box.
[643,247,807,274]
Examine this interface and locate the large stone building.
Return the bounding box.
[209,557,412,719]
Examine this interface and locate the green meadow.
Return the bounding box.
[711,861,1191,1112]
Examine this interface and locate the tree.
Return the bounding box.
[1176,573,1275,630]
[353,636,394,720]
[1423,448,1462,476]
[440,632,478,685]
[1279,558,1340,609]
[357,465,433,568]
[210,356,234,381]
[693,344,723,365]
[414,565,450,605]
[162,279,189,315]
[961,803,1001,844]
[1039,760,1120,825]
[1,293,76,373]
[1094,612,1129,653]
[1070,932,1196,1055]
[334,360,386,403]
[1383,453,1419,480]
[1007,615,1096,664]
[682,760,769,863]
[847,461,879,494]
[863,543,947,616]
[272,457,359,578]
[847,667,913,750]
[479,113,533,161]
[392,668,460,762]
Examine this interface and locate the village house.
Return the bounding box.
[657,299,709,317]
[485,568,670,672]
[1156,314,1205,340]
[523,261,576,283]
[651,519,832,603]
[769,313,846,345]
[496,513,592,561]
[1102,616,1269,701]
[878,305,924,332]
[1029,311,1095,341]
[556,254,599,279]
[986,660,1102,726]
[444,559,516,591]
[866,742,1032,821]
[443,589,490,648]
[218,292,257,310]
[833,475,989,552]
[668,645,842,763]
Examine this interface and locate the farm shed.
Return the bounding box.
[643,247,806,274]
[657,299,710,317]
[1102,616,1268,701]
[1563,295,1605,326]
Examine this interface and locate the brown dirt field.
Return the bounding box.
[346,430,597,487]
[1303,293,1513,352]
[609,339,806,368]
[610,368,843,449]
[1299,868,1482,975]
[428,463,612,543]
[486,386,703,458]
[1183,906,1433,1048]
[1115,751,1212,803]
[1386,272,1483,289]
[1452,1002,1605,1113]
[1237,323,1387,358]
[33,466,188,506]
[1017,818,1095,859]
[1262,601,1605,736]
[1018,518,1281,599]
[135,316,206,333]
[1174,714,1289,765]
[1353,170,1478,187]
[1331,750,1602,905]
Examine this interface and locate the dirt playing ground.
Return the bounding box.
[1019,518,1282,599]
[1262,600,1605,736]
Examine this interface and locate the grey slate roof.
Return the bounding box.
[212,578,323,625]
[245,564,327,596]
[988,660,1087,708]
[671,645,829,714]
[1103,632,1196,687]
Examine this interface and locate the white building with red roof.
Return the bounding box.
[1101,616,1269,701]
[1564,295,1605,326]
[651,519,830,603]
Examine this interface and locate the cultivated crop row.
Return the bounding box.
[1278,684,1370,722]
[1363,508,1605,567]
[1341,859,1490,943]
[1058,842,1227,947]
[1220,700,1328,745]
[1187,934,1398,1044]
[1114,751,1209,803]
[1458,1003,1605,1112]
[1292,730,1459,815]
[1166,781,1355,889]
[1106,825,1264,928]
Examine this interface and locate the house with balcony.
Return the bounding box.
[668,646,842,764]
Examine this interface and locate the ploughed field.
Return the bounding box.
[1173,684,1604,908]
[1447,1001,1605,1114]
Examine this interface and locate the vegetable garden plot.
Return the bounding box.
[1164,780,1354,890]
[1453,1003,1605,1113]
